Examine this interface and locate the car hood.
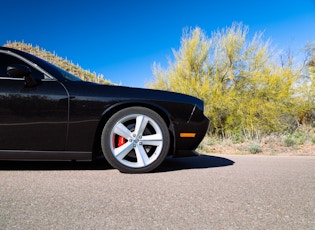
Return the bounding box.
[67,81,204,110]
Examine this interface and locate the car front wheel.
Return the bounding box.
[101,107,170,173]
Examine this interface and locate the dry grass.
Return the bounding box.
[197,129,315,156]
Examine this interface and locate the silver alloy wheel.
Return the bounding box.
[109,114,163,168]
[102,107,170,173]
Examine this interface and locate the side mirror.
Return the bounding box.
[7,64,37,87]
[7,64,31,78]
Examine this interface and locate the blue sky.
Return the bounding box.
[1,0,314,87]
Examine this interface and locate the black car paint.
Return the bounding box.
[0,47,209,160]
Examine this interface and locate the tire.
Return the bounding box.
[101,107,170,173]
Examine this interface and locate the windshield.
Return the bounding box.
[56,66,82,81]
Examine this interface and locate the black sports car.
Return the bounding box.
[0,47,209,173]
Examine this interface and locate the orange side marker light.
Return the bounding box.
[180,133,196,138]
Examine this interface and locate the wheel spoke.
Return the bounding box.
[114,142,134,160]
[104,108,169,172]
[134,145,150,167]
[134,115,149,136]
[113,122,132,139]
[141,134,163,146]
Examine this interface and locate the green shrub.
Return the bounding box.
[231,132,244,144]
[284,130,308,147]
[206,137,215,146]
[248,142,262,154]
[293,131,307,145]
[284,136,296,147]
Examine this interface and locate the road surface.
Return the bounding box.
[0,155,314,229]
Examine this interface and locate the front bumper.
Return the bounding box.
[173,110,209,157]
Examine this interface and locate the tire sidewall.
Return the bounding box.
[101,107,170,173]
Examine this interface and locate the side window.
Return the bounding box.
[0,53,44,80]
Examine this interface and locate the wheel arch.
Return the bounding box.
[92,101,176,159]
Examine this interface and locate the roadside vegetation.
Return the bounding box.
[148,22,315,155]
[197,128,315,156]
[3,41,112,84]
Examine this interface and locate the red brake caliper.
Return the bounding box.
[117,136,127,147]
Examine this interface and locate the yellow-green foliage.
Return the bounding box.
[149,27,211,102]
[148,23,315,137]
[295,43,315,125]
[3,41,112,85]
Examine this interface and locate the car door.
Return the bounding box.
[0,52,69,151]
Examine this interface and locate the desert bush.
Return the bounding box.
[148,23,315,138]
[284,129,310,147]
[247,142,262,154]
[284,136,297,147]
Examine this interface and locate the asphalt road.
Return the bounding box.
[0,155,314,230]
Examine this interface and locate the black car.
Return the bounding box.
[0,47,209,173]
